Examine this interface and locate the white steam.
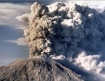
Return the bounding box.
[74,51,105,74]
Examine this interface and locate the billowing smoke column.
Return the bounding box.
[24,2,105,58]
[18,2,105,78]
[24,2,58,58]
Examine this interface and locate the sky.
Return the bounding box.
[0,2,29,66]
[0,0,105,66]
[0,0,58,66]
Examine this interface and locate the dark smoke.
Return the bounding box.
[23,2,104,58]
[17,2,105,79]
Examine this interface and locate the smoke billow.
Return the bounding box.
[74,51,105,74]
[16,14,29,22]
[23,2,85,58]
[17,2,105,79]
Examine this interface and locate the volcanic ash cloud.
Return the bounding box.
[22,2,105,59]
[15,2,105,79]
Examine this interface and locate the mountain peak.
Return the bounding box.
[0,58,84,81]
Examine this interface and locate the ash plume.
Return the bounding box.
[24,2,85,58]
[17,2,105,79]
[23,2,105,58]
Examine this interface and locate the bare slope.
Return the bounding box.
[0,58,84,81]
[0,58,102,81]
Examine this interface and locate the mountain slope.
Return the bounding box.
[0,58,84,81]
[0,58,103,81]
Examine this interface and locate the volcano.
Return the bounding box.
[0,1,105,81]
[0,58,101,81]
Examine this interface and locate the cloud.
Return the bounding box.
[20,2,105,59]
[5,37,28,46]
[0,3,31,29]
[12,26,26,30]
[51,55,65,60]
[16,13,29,22]
[74,51,105,74]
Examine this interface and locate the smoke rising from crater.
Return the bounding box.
[17,2,105,79]
[23,2,105,58]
